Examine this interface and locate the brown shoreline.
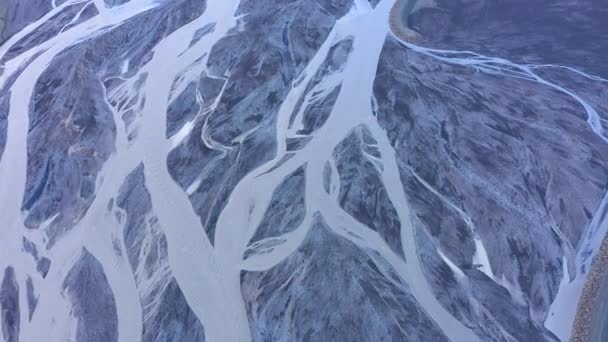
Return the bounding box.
[570,235,608,342]
[388,0,420,42]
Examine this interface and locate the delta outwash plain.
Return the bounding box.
[0,0,607,341]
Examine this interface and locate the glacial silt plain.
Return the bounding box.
[0,0,607,341]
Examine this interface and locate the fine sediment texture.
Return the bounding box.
[385,0,608,341]
[0,0,607,341]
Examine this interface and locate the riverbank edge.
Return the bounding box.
[388,0,420,41]
[571,235,608,342]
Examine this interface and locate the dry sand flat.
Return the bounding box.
[571,235,608,342]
